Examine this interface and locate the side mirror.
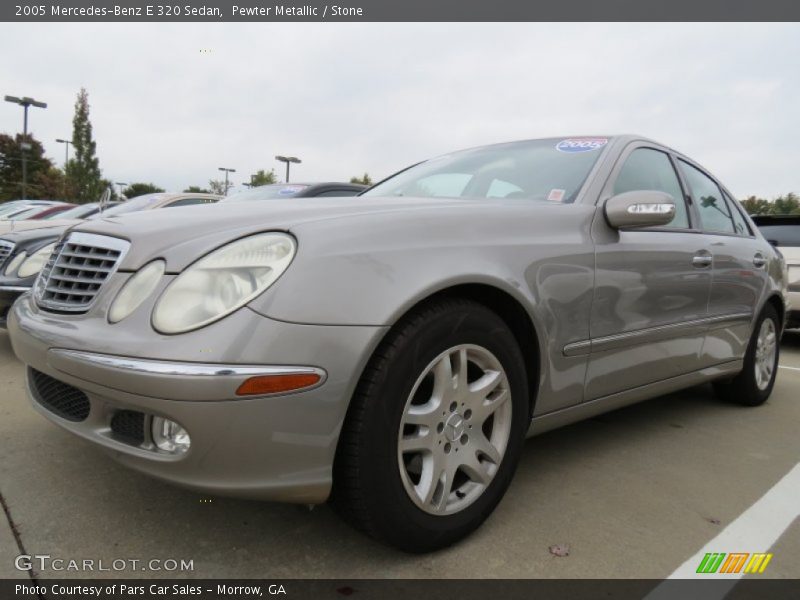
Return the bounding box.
[604,190,676,229]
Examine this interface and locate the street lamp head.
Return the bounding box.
[56,138,71,144]
[4,95,47,109]
[218,167,236,173]
[22,97,47,109]
[275,155,302,164]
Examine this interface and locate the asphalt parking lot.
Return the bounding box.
[1,329,798,581]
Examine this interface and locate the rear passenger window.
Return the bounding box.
[679,161,735,234]
[613,148,689,229]
[726,194,751,236]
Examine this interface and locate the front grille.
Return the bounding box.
[110,410,146,446]
[35,232,129,313]
[0,240,14,270]
[29,368,90,422]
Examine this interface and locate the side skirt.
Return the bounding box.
[526,360,743,438]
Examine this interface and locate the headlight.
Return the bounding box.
[108,260,166,323]
[18,243,56,278]
[152,232,296,334]
[4,252,26,277]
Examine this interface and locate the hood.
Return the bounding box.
[71,196,478,271]
[0,219,82,236]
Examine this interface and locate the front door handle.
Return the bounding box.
[692,253,713,268]
[753,253,767,268]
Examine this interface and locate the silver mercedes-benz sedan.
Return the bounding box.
[7,135,788,552]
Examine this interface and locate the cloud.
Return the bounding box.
[1,22,798,197]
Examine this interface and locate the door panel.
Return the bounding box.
[587,229,712,399]
[675,161,769,365]
[699,235,767,364]
[585,144,712,399]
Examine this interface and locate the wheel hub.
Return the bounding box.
[444,413,466,442]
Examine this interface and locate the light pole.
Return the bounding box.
[55,139,73,198]
[275,155,301,183]
[115,182,128,197]
[55,138,73,166]
[218,167,236,195]
[5,95,48,199]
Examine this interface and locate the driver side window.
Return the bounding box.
[613,148,690,229]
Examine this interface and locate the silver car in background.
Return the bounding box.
[8,135,787,552]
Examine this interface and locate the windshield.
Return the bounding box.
[222,184,310,202]
[8,207,43,220]
[1,206,38,220]
[363,138,609,203]
[0,201,30,216]
[48,203,98,220]
[90,194,166,218]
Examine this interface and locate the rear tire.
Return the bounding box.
[331,298,529,552]
[713,304,780,407]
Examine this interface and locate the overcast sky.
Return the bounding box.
[1,23,798,197]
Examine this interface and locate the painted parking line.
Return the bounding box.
[778,365,800,372]
[646,462,800,599]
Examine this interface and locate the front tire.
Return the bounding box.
[713,304,780,406]
[331,298,529,552]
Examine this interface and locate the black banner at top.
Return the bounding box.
[3,0,800,22]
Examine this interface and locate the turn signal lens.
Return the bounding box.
[236,373,322,396]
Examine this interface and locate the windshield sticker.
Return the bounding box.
[556,138,608,153]
[547,189,566,202]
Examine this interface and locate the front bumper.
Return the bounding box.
[0,285,29,328]
[8,294,387,503]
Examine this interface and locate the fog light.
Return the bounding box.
[151,417,191,454]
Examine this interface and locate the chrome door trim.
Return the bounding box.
[562,312,752,356]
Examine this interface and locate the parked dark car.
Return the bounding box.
[222,182,367,202]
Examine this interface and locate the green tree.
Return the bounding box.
[740,194,800,216]
[34,166,72,200]
[772,192,800,215]
[249,169,277,187]
[208,179,228,195]
[350,173,373,186]
[66,88,103,203]
[0,133,56,201]
[184,185,211,193]
[122,182,165,198]
[740,196,771,215]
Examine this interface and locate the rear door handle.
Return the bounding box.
[692,253,713,268]
[753,253,767,268]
